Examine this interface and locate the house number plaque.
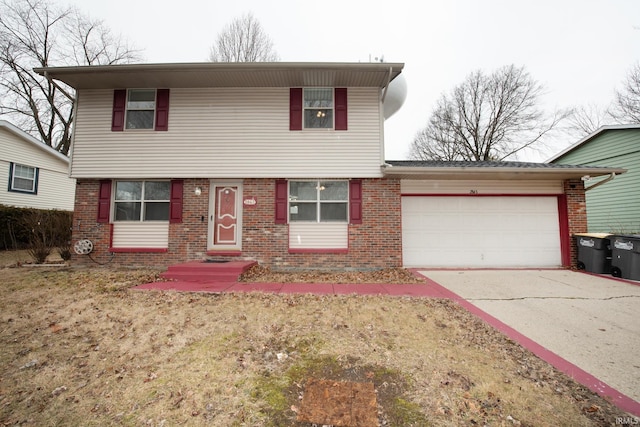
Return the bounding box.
[243,196,257,207]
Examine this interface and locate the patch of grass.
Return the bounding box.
[389,397,430,425]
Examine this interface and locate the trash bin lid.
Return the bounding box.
[573,233,611,238]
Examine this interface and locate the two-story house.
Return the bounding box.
[35,62,624,269]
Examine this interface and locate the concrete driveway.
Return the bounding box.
[418,269,640,408]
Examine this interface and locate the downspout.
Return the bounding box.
[584,173,617,191]
[379,67,393,168]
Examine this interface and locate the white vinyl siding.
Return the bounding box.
[0,127,75,211]
[401,180,564,195]
[289,223,348,250]
[71,87,383,179]
[111,222,169,249]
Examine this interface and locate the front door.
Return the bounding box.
[208,181,242,252]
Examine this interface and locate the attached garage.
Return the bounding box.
[402,195,561,267]
[382,161,627,269]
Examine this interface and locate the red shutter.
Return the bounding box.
[112,90,126,131]
[335,88,348,130]
[169,179,183,223]
[155,89,170,131]
[289,88,303,131]
[275,179,288,224]
[349,179,362,224]
[97,180,112,223]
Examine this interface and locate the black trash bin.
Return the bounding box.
[611,234,640,280]
[574,233,612,274]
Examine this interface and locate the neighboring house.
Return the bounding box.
[35,62,622,269]
[548,125,639,233]
[0,120,75,211]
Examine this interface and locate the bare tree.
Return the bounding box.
[209,13,279,62]
[610,62,640,124]
[0,0,141,155]
[409,65,568,161]
[566,104,612,137]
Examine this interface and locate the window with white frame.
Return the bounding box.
[114,181,170,221]
[289,180,348,222]
[125,89,156,129]
[9,163,38,194]
[303,88,334,129]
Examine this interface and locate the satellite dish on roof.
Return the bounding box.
[383,73,407,120]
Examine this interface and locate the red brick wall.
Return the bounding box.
[71,178,402,269]
[71,177,587,270]
[564,179,587,268]
[71,180,112,266]
[241,178,402,269]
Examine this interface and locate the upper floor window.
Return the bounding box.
[304,88,334,129]
[289,180,348,222]
[8,163,38,194]
[112,89,170,132]
[114,180,170,221]
[126,89,156,129]
[290,88,347,131]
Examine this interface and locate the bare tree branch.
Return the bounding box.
[566,104,612,137]
[209,13,279,62]
[0,0,142,155]
[610,62,640,124]
[409,65,569,161]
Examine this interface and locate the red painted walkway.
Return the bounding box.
[134,266,640,418]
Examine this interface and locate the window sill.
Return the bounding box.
[288,248,348,254]
[8,188,37,195]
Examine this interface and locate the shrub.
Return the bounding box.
[0,205,72,263]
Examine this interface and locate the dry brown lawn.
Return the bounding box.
[0,255,632,426]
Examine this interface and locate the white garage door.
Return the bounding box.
[402,196,561,267]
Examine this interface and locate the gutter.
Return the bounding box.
[381,165,625,176]
[583,173,617,191]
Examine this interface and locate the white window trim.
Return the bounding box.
[288,180,348,223]
[303,88,334,130]
[125,89,156,130]
[113,180,170,222]
[9,163,38,194]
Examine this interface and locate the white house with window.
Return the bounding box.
[0,120,75,211]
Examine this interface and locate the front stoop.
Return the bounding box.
[160,260,258,283]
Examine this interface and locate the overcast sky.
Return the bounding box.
[74,0,640,161]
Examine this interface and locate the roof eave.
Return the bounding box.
[381,165,627,180]
[34,61,405,90]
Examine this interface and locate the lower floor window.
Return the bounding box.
[289,180,348,222]
[9,163,38,194]
[114,180,170,221]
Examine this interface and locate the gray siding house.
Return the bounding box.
[549,125,639,233]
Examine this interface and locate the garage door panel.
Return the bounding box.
[402,196,561,267]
